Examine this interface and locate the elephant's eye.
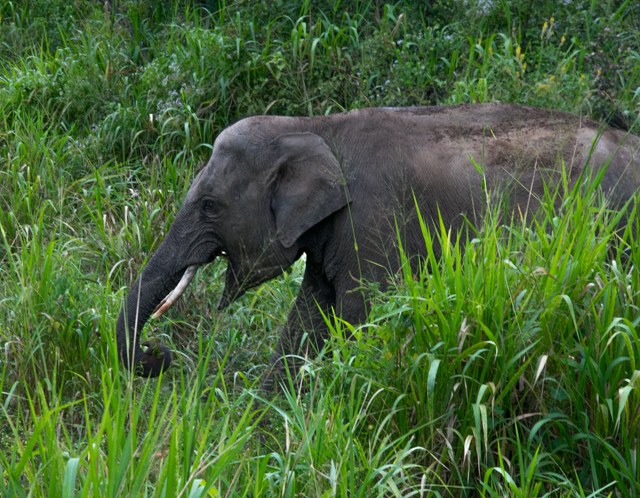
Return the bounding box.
[202,199,217,213]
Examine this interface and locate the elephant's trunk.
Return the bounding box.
[116,247,193,377]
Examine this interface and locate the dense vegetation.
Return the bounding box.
[1,0,639,495]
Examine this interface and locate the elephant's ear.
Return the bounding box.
[271,132,352,248]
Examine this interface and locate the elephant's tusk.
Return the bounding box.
[152,265,198,319]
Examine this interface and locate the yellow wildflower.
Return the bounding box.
[561,66,566,73]
[597,69,602,77]
[516,46,521,59]
[581,74,585,81]
[516,71,520,77]
[522,63,527,72]
[550,17,554,28]
[549,75,555,82]
[561,36,566,45]
[542,21,548,36]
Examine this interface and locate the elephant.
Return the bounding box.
[116,103,640,390]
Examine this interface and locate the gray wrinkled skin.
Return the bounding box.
[116,103,640,389]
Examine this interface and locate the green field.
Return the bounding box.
[1,0,640,495]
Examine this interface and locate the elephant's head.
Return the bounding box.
[116,117,352,376]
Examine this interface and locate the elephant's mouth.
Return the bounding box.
[151,252,263,318]
[152,249,228,319]
[218,260,243,310]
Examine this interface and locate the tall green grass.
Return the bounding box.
[315,162,640,494]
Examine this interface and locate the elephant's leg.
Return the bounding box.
[261,262,336,393]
